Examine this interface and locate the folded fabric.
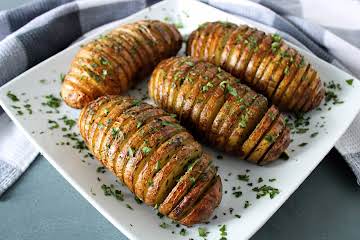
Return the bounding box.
[1,0,360,197]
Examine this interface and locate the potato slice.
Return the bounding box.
[266,48,297,98]
[177,62,209,122]
[247,114,285,163]
[167,58,197,113]
[161,57,192,111]
[214,24,237,65]
[232,30,265,78]
[79,96,112,143]
[245,34,272,84]
[225,28,255,74]
[159,153,211,215]
[257,44,289,93]
[168,165,216,220]
[271,54,302,107]
[144,140,202,205]
[115,116,176,184]
[134,132,193,200]
[288,66,316,110]
[220,25,248,69]
[179,176,222,226]
[123,119,182,192]
[241,105,279,161]
[216,86,256,149]
[226,95,268,152]
[278,59,310,110]
[194,23,217,59]
[189,67,223,130]
[260,127,291,165]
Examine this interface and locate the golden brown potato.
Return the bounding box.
[187,21,325,112]
[79,95,221,226]
[149,56,290,164]
[62,20,182,109]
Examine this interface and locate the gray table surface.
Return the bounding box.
[1,1,360,240]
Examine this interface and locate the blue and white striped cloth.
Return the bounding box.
[1,0,360,196]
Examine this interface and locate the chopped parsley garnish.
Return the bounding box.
[198,227,208,238]
[132,99,142,106]
[7,91,19,102]
[219,224,227,240]
[155,160,161,172]
[345,79,353,86]
[244,200,251,208]
[159,222,169,229]
[269,178,276,182]
[239,113,248,128]
[127,147,134,157]
[142,146,151,154]
[48,120,59,129]
[96,166,106,173]
[60,73,66,82]
[235,214,241,218]
[310,132,319,138]
[298,142,308,147]
[58,116,76,130]
[99,56,109,65]
[264,134,274,143]
[190,177,196,186]
[238,174,249,182]
[272,33,282,42]
[232,191,242,198]
[201,81,214,92]
[126,204,133,210]
[101,184,124,201]
[253,185,280,199]
[42,95,61,109]
[134,196,143,204]
[179,228,187,236]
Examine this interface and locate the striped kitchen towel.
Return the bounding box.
[1,0,360,196]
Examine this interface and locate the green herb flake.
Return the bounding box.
[132,99,142,106]
[253,185,280,199]
[101,184,124,201]
[219,224,227,239]
[128,147,135,157]
[232,191,242,198]
[42,95,61,109]
[298,142,308,147]
[159,222,169,229]
[310,132,319,138]
[346,79,354,86]
[238,174,249,182]
[142,146,151,154]
[198,227,208,238]
[244,200,251,208]
[60,73,66,83]
[190,177,196,186]
[126,204,133,210]
[134,196,143,204]
[96,166,106,173]
[48,120,59,129]
[179,228,187,236]
[7,91,19,102]
[235,214,241,218]
[155,160,161,172]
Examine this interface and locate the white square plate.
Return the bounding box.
[1,0,360,239]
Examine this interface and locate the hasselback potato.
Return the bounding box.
[61,20,182,109]
[186,21,324,112]
[149,56,290,165]
[79,95,222,226]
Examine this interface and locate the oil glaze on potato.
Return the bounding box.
[149,56,290,164]
[187,21,325,112]
[62,20,182,109]
[78,95,222,226]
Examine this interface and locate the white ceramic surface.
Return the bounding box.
[1,0,360,239]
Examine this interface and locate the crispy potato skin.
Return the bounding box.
[149,56,290,164]
[79,96,221,225]
[62,20,182,109]
[186,21,324,112]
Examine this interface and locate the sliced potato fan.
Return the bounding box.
[186,21,325,112]
[149,56,291,164]
[79,96,222,226]
[62,20,182,109]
